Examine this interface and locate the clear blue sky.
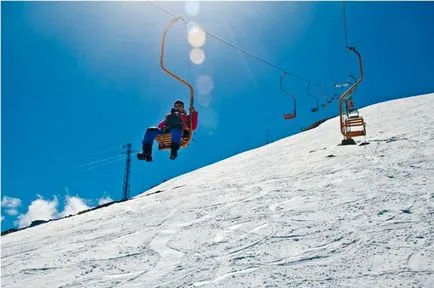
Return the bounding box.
[2,1,434,231]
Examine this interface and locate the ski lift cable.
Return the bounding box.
[75,154,125,169]
[85,155,126,171]
[342,1,353,80]
[342,0,350,50]
[149,1,325,86]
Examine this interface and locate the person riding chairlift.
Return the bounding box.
[137,100,198,162]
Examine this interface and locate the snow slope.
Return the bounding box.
[2,93,434,288]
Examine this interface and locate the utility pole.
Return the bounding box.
[121,143,132,201]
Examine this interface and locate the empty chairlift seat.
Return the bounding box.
[343,116,366,137]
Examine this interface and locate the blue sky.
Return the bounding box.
[2,1,434,231]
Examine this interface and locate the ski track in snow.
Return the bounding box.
[2,93,434,287]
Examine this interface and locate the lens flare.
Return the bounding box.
[200,107,219,130]
[188,25,206,48]
[196,75,214,95]
[197,93,212,108]
[190,48,205,65]
[184,1,200,16]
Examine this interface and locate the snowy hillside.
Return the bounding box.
[2,93,434,288]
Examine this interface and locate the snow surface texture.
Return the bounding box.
[2,93,434,288]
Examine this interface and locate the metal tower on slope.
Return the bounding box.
[121,143,132,201]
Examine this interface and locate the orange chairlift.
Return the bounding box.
[308,82,330,109]
[307,82,320,112]
[155,17,195,150]
[345,74,360,117]
[339,47,366,145]
[318,85,330,108]
[349,74,357,91]
[281,72,296,120]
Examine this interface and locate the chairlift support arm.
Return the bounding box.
[160,17,195,110]
[280,72,296,118]
[338,47,364,137]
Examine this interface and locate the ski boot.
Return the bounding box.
[137,143,153,162]
[169,142,180,160]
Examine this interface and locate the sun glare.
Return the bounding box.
[184,1,200,17]
[196,75,214,95]
[187,25,206,48]
[190,48,205,65]
[197,92,213,108]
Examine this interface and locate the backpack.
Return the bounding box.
[165,111,185,130]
